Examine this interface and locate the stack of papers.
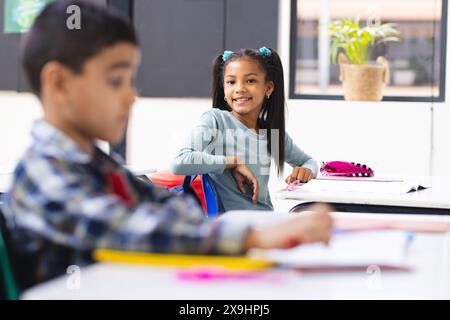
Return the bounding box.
[251,230,412,272]
[316,176,404,182]
[296,179,429,195]
[334,216,450,233]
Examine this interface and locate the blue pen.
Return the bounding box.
[404,232,415,256]
[406,232,415,242]
[332,228,352,235]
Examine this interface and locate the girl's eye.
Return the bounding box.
[225,80,235,85]
[247,79,257,83]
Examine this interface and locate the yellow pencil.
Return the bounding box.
[94,249,274,271]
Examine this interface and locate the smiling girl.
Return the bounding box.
[172,47,318,211]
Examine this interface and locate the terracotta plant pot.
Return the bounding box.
[338,53,390,101]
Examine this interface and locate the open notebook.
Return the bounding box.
[220,211,449,272]
[291,179,429,195]
[249,230,413,272]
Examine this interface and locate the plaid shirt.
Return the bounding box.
[2,120,249,287]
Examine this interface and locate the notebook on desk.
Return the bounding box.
[291,179,430,195]
[250,230,413,272]
[316,175,404,182]
[334,216,450,233]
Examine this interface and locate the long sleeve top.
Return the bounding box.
[172,109,318,211]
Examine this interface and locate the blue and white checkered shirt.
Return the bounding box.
[2,120,250,286]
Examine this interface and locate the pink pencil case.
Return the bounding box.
[320,161,374,177]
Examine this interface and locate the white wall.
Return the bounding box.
[284,101,432,177]
[126,97,433,177]
[432,105,450,177]
[430,0,450,177]
[127,98,211,170]
[0,92,42,172]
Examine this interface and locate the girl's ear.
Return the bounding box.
[266,80,275,97]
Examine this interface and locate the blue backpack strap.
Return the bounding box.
[202,174,225,218]
[183,175,197,188]
[180,175,203,210]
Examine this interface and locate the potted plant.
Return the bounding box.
[329,18,400,101]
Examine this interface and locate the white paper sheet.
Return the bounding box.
[298,179,429,195]
[251,230,412,269]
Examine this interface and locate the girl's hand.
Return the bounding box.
[226,157,259,203]
[233,165,259,203]
[244,203,333,250]
[285,167,314,184]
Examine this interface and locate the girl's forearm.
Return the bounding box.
[225,156,243,169]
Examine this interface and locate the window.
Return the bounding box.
[289,0,447,102]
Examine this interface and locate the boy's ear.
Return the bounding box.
[40,61,74,100]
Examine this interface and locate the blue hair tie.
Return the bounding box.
[259,46,272,57]
[222,50,234,62]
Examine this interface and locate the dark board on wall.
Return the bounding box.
[0,3,20,91]
[134,0,279,97]
[0,0,107,92]
[0,0,279,98]
[225,0,278,51]
[134,0,225,97]
[108,0,132,18]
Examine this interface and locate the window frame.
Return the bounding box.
[289,0,448,102]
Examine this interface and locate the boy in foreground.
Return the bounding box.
[2,0,332,288]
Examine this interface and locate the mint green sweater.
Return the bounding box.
[171,109,318,211]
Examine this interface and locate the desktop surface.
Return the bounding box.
[21,212,450,300]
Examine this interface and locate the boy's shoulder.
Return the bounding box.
[3,150,65,213]
[9,147,74,187]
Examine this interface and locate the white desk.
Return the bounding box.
[276,176,450,215]
[0,173,12,196]
[21,212,450,300]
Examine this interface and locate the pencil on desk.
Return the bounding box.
[93,249,275,271]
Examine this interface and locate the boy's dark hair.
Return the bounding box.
[22,0,139,96]
[212,48,286,175]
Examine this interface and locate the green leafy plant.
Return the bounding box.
[329,18,400,65]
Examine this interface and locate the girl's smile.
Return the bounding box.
[233,96,252,106]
